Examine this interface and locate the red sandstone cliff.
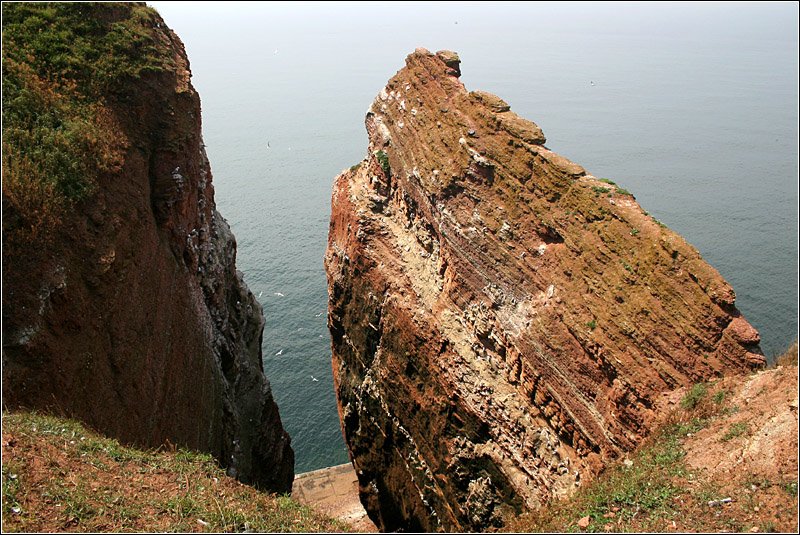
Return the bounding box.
[325,49,765,531]
[2,4,292,492]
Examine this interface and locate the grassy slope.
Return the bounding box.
[506,350,798,533]
[1,412,345,533]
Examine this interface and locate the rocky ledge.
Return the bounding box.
[325,49,765,531]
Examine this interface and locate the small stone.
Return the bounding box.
[577,515,590,529]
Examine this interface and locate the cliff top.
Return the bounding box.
[1,411,340,533]
[2,2,185,242]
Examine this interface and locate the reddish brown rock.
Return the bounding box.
[2,5,292,492]
[325,49,764,531]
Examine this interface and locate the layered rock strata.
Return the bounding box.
[2,5,292,492]
[325,49,765,531]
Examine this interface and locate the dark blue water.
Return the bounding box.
[152,1,798,473]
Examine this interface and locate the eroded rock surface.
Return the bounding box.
[2,5,292,492]
[325,49,764,531]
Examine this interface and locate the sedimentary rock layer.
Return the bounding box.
[2,4,292,492]
[325,49,764,531]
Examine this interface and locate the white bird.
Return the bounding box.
[258,291,263,298]
[311,375,319,382]
[275,349,283,356]
[274,292,284,297]
[266,141,271,149]
[590,81,595,86]
[315,312,324,317]
[274,49,278,55]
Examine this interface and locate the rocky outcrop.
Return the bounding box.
[2,4,292,492]
[325,49,765,531]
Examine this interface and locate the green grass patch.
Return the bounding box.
[673,417,708,436]
[2,3,175,242]
[2,411,346,533]
[598,178,617,185]
[721,422,749,441]
[592,186,611,195]
[680,383,708,410]
[374,149,391,176]
[513,425,688,532]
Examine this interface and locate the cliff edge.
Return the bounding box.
[2,3,292,491]
[325,49,765,531]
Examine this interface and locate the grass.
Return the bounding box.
[2,3,174,244]
[1,411,346,533]
[680,383,708,410]
[594,179,633,197]
[508,423,689,533]
[504,370,800,533]
[374,149,391,176]
[586,320,597,330]
[721,422,749,441]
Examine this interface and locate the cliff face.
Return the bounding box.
[325,49,765,531]
[2,4,292,492]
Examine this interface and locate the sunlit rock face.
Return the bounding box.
[325,49,763,532]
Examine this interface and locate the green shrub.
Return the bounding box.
[721,422,749,441]
[2,3,173,241]
[374,150,391,176]
[681,383,708,410]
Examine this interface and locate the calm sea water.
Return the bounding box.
[151,2,798,473]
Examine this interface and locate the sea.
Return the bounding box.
[150,1,798,474]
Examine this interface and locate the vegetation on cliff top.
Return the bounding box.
[1,411,345,533]
[2,2,174,243]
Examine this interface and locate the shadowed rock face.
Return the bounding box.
[325,49,764,532]
[2,6,293,492]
